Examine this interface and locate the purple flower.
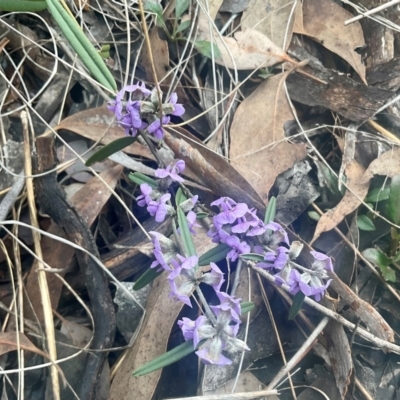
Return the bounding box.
[187,211,201,234]
[225,236,250,262]
[149,232,177,272]
[137,183,153,207]
[310,251,333,273]
[215,203,248,226]
[147,116,170,139]
[147,193,171,222]
[263,222,290,249]
[155,159,185,183]
[275,268,301,296]
[298,278,332,302]
[168,92,185,116]
[177,317,195,341]
[202,262,225,291]
[211,291,242,323]
[211,197,237,212]
[231,208,266,236]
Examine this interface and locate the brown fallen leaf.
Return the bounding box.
[293,0,366,83]
[24,164,124,322]
[163,128,265,210]
[241,0,296,50]
[55,106,154,160]
[361,147,400,183]
[311,161,369,244]
[0,331,47,357]
[229,71,307,202]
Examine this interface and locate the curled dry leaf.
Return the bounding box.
[229,71,307,202]
[241,0,296,50]
[361,147,400,183]
[293,0,366,83]
[311,161,369,244]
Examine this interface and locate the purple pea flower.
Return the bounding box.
[155,159,185,183]
[147,193,171,222]
[211,291,242,323]
[137,183,153,207]
[225,236,251,262]
[186,211,201,234]
[231,208,266,236]
[202,262,225,291]
[263,221,290,249]
[149,232,178,272]
[177,317,195,341]
[147,116,170,139]
[211,197,238,212]
[168,92,185,116]
[215,203,248,226]
[275,268,302,296]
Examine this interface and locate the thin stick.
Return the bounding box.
[345,0,400,25]
[167,389,278,400]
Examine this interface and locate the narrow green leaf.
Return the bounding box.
[388,175,400,225]
[129,172,158,189]
[288,292,306,320]
[133,267,163,290]
[176,0,189,19]
[177,207,196,257]
[198,243,231,266]
[195,212,208,219]
[308,211,321,221]
[193,40,221,58]
[45,0,116,91]
[133,339,201,377]
[240,301,254,315]
[176,20,191,33]
[85,136,138,166]
[240,253,265,262]
[357,215,376,231]
[0,0,47,11]
[264,196,276,224]
[366,187,390,203]
[176,188,187,206]
[362,248,396,282]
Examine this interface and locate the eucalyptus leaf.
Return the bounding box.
[288,292,305,320]
[177,207,196,257]
[133,267,163,291]
[198,243,230,266]
[264,196,276,224]
[388,175,400,225]
[357,215,376,231]
[129,172,158,189]
[85,136,138,166]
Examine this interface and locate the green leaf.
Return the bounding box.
[393,250,400,263]
[240,301,254,315]
[133,267,163,291]
[288,292,306,320]
[308,211,320,221]
[177,207,197,257]
[362,248,396,282]
[85,136,138,166]
[195,212,208,219]
[128,172,158,189]
[198,243,231,266]
[366,187,390,203]
[176,20,191,34]
[45,0,116,91]
[144,1,168,31]
[175,0,189,19]
[264,196,276,224]
[0,0,47,11]
[388,175,400,225]
[133,339,201,376]
[357,215,376,231]
[240,253,265,262]
[176,188,187,206]
[193,40,221,58]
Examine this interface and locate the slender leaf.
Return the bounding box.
[0,0,47,11]
[195,212,208,219]
[133,339,202,377]
[133,267,163,291]
[198,243,230,266]
[85,136,138,166]
[175,187,187,206]
[362,248,396,282]
[129,172,158,189]
[177,207,196,257]
[45,0,116,91]
[193,40,221,58]
[240,301,254,315]
[366,187,390,203]
[357,215,376,231]
[308,211,320,221]
[288,292,306,320]
[388,175,400,225]
[175,0,189,19]
[240,253,265,262]
[264,196,276,224]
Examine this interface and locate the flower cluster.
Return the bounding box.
[149,232,248,365]
[207,196,333,302]
[108,83,185,139]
